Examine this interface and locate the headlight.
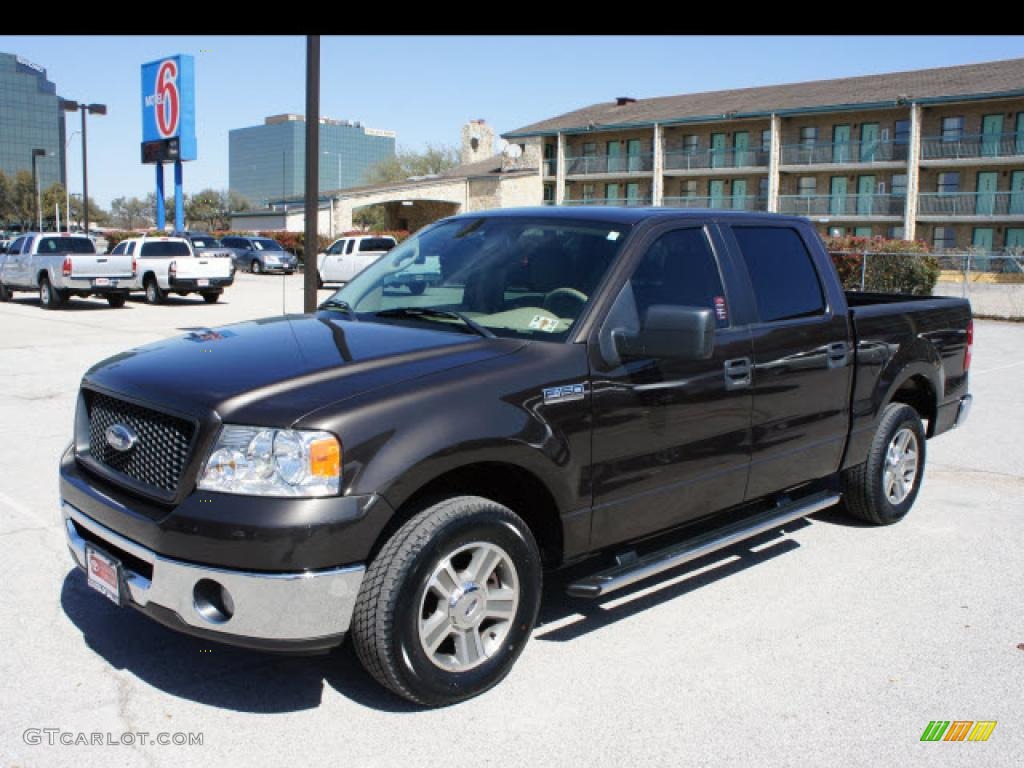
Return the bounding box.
[198,425,340,497]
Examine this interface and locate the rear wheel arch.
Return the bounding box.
[886,372,938,436]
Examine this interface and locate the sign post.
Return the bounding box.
[140,55,197,231]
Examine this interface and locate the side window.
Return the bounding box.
[127,242,138,257]
[329,240,345,255]
[111,242,126,255]
[346,239,356,255]
[10,237,26,254]
[732,226,825,322]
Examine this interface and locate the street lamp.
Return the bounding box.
[64,129,80,232]
[32,148,46,231]
[60,99,107,234]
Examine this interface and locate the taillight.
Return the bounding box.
[62,256,72,277]
[131,257,137,276]
[169,260,177,279]
[964,318,974,372]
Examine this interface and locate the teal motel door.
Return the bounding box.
[981,114,1004,157]
[732,179,748,209]
[709,179,726,208]
[1016,113,1024,156]
[627,139,642,172]
[857,175,876,215]
[833,125,851,163]
[972,228,994,272]
[607,141,623,173]
[625,182,641,205]
[976,171,998,215]
[711,133,727,169]
[1010,170,1024,214]
[830,176,848,215]
[734,131,750,167]
[605,182,621,204]
[859,123,880,162]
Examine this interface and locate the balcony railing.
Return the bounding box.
[921,131,1024,161]
[562,196,653,207]
[564,153,654,175]
[662,195,767,211]
[664,146,769,171]
[918,192,1024,216]
[780,139,905,165]
[542,159,557,177]
[777,194,906,217]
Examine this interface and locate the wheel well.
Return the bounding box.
[890,375,937,436]
[375,463,564,567]
[143,271,156,284]
[37,270,48,285]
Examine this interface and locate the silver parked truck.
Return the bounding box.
[0,232,134,309]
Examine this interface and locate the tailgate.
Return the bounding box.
[175,256,233,279]
[68,254,134,279]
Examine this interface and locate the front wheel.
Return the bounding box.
[251,259,262,274]
[351,496,542,707]
[0,282,11,302]
[39,276,65,310]
[842,403,927,525]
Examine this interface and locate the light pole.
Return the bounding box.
[32,148,46,231]
[64,129,80,231]
[60,100,107,234]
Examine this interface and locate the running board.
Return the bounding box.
[566,491,841,598]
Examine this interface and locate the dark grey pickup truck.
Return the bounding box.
[59,208,972,706]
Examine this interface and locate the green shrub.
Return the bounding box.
[822,235,940,296]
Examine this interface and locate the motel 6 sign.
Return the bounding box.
[140,54,197,163]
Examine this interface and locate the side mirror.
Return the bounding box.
[612,305,715,361]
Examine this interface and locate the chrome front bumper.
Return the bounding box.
[63,502,365,643]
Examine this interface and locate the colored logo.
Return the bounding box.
[154,59,180,138]
[920,721,997,742]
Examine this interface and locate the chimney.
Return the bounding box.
[461,119,494,165]
[615,97,636,106]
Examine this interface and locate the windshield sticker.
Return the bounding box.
[607,231,621,241]
[529,315,560,333]
[714,296,728,321]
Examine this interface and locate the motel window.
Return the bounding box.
[941,117,965,142]
[681,179,697,197]
[937,172,961,195]
[892,174,908,197]
[798,176,817,196]
[932,227,957,251]
[799,127,818,146]
[682,135,699,154]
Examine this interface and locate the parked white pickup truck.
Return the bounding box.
[317,235,397,287]
[121,236,235,304]
[0,232,134,309]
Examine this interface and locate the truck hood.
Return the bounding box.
[82,313,524,425]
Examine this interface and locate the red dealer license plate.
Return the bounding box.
[85,545,122,605]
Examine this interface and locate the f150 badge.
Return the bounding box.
[543,383,585,404]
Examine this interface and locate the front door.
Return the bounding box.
[734,131,750,167]
[709,179,726,208]
[976,171,998,215]
[724,222,853,499]
[830,176,848,215]
[1010,170,1024,215]
[711,133,727,169]
[589,223,753,547]
[607,141,623,174]
[833,125,851,163]
[981,114,1004,157]
[857,175,876,215]
[859,123,880,162]
[625,182,641,205]
[732,179,748,210]
[971,227,994,250]
[626,139,642,172]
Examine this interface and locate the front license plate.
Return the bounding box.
[93,277,110,287]
[85,545,122,605]
[197,278,210,287]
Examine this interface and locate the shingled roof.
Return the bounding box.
[504,57,1024,136]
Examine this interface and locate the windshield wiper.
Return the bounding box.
[375,307,494,338]
[318,298,359,321]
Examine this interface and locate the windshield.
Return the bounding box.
[329,217,630,342]
[253,238,284,251]
[38,237,96,254]
[191,237,221,248]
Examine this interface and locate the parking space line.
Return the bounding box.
[0,490,59,531]
[972,360,1024,376]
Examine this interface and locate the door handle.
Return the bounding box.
[724,357,752,390]
[826,341,849,368]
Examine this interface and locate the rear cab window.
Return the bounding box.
[731,226,826,322]
[358,238,396,252]
[140,241,192,258]
[37,237,96,254]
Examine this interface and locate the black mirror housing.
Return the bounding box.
[613,305,715,361]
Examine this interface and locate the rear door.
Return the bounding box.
[588,221,754,548]
[721,221,853,500]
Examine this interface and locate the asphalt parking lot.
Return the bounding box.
[1,273,1021,767]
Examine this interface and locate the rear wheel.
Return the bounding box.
[105,294,127,308]
[201,291,221,304]
[351,496,542,707]
[39,276,65,310]
[842,403,926,525]
[251,259,262,274]
[144,276,165,305]
[0,282,11,302]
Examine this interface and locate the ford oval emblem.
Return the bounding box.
[105,423,138,452]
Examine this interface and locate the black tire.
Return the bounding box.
[251,259,262,274]
[144,276,165,305]
[105,294,127,308]
[0,282,11,302]
[201,291,221,304]
[351,496,542,707]
[39,275,65,310]
[408,282,427,296]
[842,403,927,525]
[317,273,324,289]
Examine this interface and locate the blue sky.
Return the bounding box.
[3,35,1024,208]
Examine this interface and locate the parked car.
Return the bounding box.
[60,208,972,706]
[220,235,298,274]
[120,235,234,304]
[317,234,397,287]
[172,231,237,262]
[0,232,133,308]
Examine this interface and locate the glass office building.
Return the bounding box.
[229,114,396,207]
[0,52,65,192]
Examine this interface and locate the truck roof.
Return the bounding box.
[444,206,808,226]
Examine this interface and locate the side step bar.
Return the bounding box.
[566,491,841,598]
